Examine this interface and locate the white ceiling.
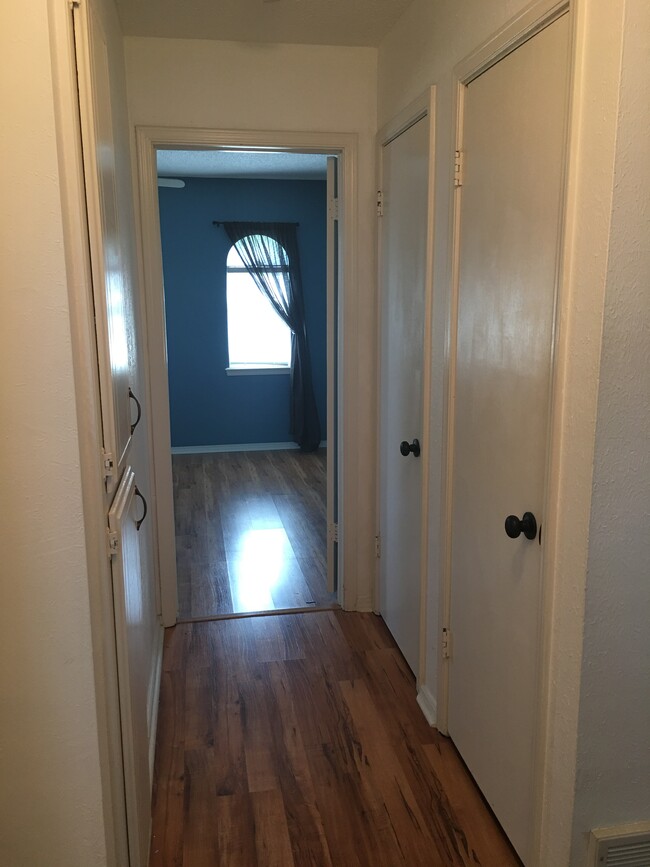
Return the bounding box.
[156,149,329,179]
[116,0,414,47]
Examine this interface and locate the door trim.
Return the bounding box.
[376,88,437,683]
[134,126,358,624]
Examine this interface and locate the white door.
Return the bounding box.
[378,113,430,674]
[73,3,150,864]
[108,468,152,867]
[74,0,136,496]
[447,14,569,863]
[326,156,339,594]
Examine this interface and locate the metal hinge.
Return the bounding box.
[102,449,115,483]
[328,197,340,221]
[442,627,452,659]
[328,522,339,544]
[454,150,464,188]
[107,529,119,558]
[70,0,80,8]
[375,534,381,559]
[376,190,384,217]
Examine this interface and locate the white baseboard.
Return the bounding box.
[147,625,165,781]
[171,441,327,455]
[417,684,437,727]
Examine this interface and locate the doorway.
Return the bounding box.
[135,129,356,626]
[156,153,335,619]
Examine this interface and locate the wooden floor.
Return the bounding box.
[149,610,521,866]
[173,449,336,619]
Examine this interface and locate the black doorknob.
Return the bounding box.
[400,439,421,457]
[504,511,538,540]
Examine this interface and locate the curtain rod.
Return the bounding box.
[212,221,300,227]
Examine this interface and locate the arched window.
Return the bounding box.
[225,237,292,370]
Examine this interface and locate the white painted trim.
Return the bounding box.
[453,0,570,84]
[416,685,437,727]
[225,365,290,376]
[376,88,436,683]
[134,126,358,624]
[47,2,129,864]
[147,627,164,780]
[325,155,339,598]
[170,441,327,455]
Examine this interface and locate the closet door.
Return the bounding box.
[378,109,432,675]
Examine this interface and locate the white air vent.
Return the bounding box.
[590,823,650,867]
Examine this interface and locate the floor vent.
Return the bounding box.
[590,824,650,867]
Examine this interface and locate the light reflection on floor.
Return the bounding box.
[227,527,298,613]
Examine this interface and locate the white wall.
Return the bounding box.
[0,1,107,864]
[124,37,379,607]
[570,0,650,861]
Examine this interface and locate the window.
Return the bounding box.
[225,238,292,373]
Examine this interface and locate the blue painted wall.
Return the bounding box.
[158,177,327,447]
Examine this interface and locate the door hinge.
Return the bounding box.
[102,450,115,484]
[107,529,119,558]
[70,0,80,8]
[454,150,464,188]
[328,522,339,544]
[102,449,115,483]
[376,190,384,217]
[375,534,381,559]
[442,627,452,659]
[328,197,340,221]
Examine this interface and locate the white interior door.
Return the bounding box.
[378,113,430,675]
[73,3,150,863]
[447,14,570,863]
[108,468,152,867]
[326,155,339,594]
[74,0,135,495]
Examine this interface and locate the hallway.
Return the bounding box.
[149,610,520,866]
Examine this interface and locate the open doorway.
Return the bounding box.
[137,139,346,625]
[148,144,343,621]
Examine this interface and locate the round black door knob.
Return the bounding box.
[505,511,538,540]
[400,439,421,457]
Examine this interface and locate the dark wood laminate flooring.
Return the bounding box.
[149,610,521,867]
[173,449,335,619]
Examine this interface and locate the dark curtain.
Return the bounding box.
[222,221,321,452]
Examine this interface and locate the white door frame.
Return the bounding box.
[134,126,358,625]
[436,0,625,863]
[375,89,437,687]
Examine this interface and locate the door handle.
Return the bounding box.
[129,387,142,435]
[400,438,421,458]
[504,511,537,540]
[134,485,148,531]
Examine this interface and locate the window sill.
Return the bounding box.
[225,365,291,377]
